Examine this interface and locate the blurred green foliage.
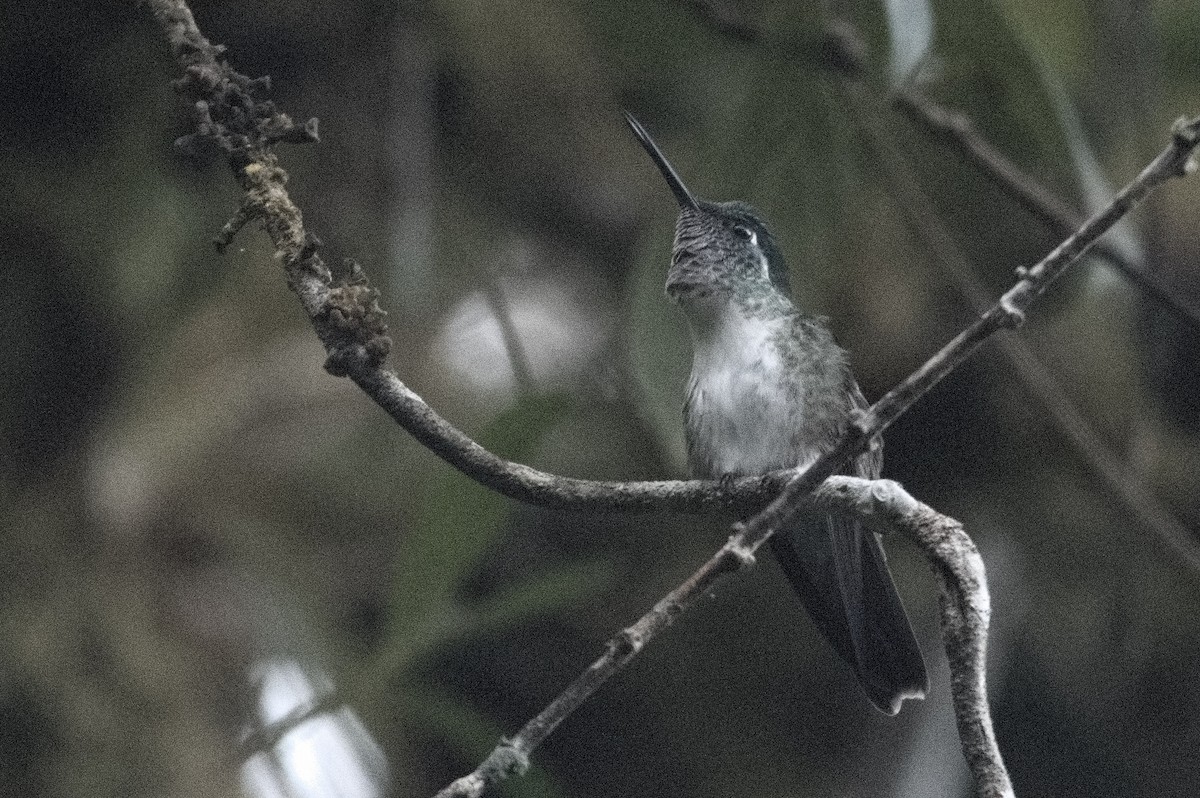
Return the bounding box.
[2,1,1199,797]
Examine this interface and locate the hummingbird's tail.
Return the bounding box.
[769,511,928,715]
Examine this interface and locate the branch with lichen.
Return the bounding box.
[140,2,1198,797]
[434,477,1009,798]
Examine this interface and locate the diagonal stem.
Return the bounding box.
[140,3,1198,797]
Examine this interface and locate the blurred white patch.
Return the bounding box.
[883,0,935,87]
[241,658,388,798]
[432,261,609,400]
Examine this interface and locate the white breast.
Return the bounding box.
[685,308,819,477]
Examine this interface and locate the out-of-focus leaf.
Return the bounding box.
[914,0,1145,292]
[997,0,1090,80]
[468,560,612,635]
[725,57,866,301]
[892,0,1080,291]
[369,560,611,683]
[625,235,691,474]
[930,0,1075,178]
[1038,61,1147,275]
[883,0,936,87]
[383,393,575,661]
[1001,0,1147,277]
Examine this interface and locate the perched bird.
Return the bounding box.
[626,112,927,714]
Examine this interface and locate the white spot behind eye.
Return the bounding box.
[733,225,758,247]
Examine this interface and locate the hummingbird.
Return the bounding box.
[625,112,927,714]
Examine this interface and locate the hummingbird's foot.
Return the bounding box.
[717,472,738,494]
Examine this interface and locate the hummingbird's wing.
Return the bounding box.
[768,384,928,714]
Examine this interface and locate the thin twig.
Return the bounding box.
[141,3,1198,796]
[214,200,258,252]
[237,692,341,759]
[892,91,1200,331]
[481,275,537,394]
[839,81,1200,573]
[887,499,1010,798]
[346,365,765,512]
[679,3,1200,333]
[436,477,1011,798]
[686,2,1200,574]
[145,0,1199,528]
[726,114,1200,565]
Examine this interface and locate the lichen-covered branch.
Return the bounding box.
[142,0,786,520]
[435,478,1012,798]
[140,4,1198,798]
[142,0,1200,529]
[835,479,1013,798]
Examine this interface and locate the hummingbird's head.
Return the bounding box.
[624,113,791,310]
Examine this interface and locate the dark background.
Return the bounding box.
[3,1,1200,797]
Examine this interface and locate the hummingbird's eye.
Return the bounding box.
[732,225,757,245]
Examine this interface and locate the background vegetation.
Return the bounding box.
[2,1,1199,796]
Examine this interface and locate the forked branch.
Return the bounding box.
[435,477,1010,798]
[140,2,1198,797]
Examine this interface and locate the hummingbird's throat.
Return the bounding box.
[665,278,711,303]
[665,250,714,303]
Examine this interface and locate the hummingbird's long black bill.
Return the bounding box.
[624,111,701,211]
